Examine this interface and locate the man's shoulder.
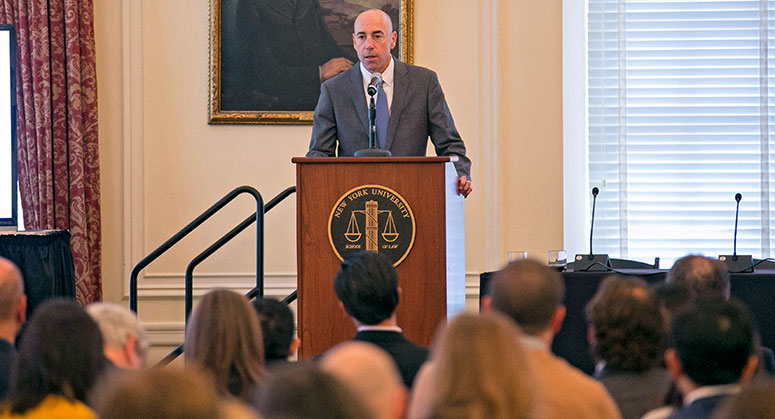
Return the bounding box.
[527,347,620,417]
[395,59,437,81]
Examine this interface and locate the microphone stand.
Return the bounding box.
[569,187,610,271]
[354,89,391,157]
[720,193,753,272]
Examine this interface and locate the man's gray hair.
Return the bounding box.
[87,302,149,360]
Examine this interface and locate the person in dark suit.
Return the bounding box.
[662,297,759,419]
[332,251,428,388]
[220,0,353,111]
[586,276,672,419]
[666,255,775,375]
[307,9,472,197]
[0,257,25,401]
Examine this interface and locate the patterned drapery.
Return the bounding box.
[0,0,101,303]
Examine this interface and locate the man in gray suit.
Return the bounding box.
[306,9,473,197]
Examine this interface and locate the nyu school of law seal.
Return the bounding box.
[328,185,416,266]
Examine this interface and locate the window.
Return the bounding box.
[565,0,775,265]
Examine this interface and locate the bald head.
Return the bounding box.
[0,257,23,320]
[354,9,393,33]
[667,255,730,299]
[489,259,565,335]
[321,342,406,419]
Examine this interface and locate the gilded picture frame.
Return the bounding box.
[208,0,414,125]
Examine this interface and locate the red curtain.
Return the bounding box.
[0,0,101,303]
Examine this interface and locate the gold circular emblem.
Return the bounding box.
[328,185,416,267]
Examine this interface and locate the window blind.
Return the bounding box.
[587,0,775,264]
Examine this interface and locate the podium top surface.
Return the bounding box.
[292,156,456,164]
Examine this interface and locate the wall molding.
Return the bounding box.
[129,271,482,299]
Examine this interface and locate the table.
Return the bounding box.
[0,230,76,319]
[480,269,775,375]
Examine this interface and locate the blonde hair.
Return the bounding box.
[184,289,265,401]
[426,313,535,419]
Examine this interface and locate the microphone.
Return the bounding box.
[568,187,610,271]
[590,187,599,255]
[720,192,753,272]
[354,72,391,157]
[734,193,742,256]
[367,73,382,96]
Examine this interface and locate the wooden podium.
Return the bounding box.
[292,156,465,359]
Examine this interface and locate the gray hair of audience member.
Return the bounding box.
[712,379,775,419]
[667,255,730,299]
[0,256,24,320]
[254,363,370,419]
[489,259,564,335]
[86,302,149,365]
[320,342,406,419]
[586,275,668,373]
[424,312,535,419]
[92,366,221,419]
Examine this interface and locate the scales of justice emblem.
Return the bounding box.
[328,185,416,266]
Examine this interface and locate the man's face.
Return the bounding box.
[352,10,397,74]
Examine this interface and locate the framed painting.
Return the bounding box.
[208,0,414,125]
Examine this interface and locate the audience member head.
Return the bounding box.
[485,259,565,337]
[712,379,775,419]
[252,297,299,362]
[6,299,105,414]
[424,313,535,419]
[92,367,220,419]
[654,281,696,325]
[586,275,668,373]
[666,297,758,396]
[320,342,406,419]
[0,257,25,343]
[184,289,265,401]
[334,251,399,326]
[254,363,370,419]
[667,255,730,299]
[86,302,149,370]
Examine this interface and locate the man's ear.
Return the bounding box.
[337,301,350,317]
[740,354,759,383]
[550,305,567,334]
[587,324,596,345]
[665,348,683,379]
[15,294,26,326]
[289,336,301,357]
[481,295,493,313]
[122,334,142,369]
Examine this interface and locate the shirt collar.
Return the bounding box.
[683,384,740,406]
[520,334,548,351]
[359,56,395,87]
[356,325,402,333]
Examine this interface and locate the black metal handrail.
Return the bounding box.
[129,186,265,313]
[183,186,296,321]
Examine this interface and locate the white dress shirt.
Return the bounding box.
[359,57,395,115]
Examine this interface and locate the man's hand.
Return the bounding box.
[320,57,354,82]
[457,176,472,197]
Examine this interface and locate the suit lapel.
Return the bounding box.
[386,59,408,151]
[348,65,369,134]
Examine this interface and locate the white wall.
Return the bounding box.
[95,0,563,363]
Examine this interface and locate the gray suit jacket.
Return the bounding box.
[307,59,471,180]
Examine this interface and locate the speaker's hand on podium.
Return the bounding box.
[457,176,472,198]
